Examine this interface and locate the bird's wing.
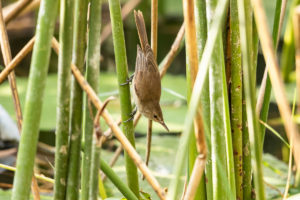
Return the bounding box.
[134,45,161,102]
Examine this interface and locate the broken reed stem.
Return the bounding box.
[89,97,113,200]
[0,3,40,199]
[100,0,141,43]
[3,0,32,24]
[183,155,206,200]
[51,38,166,200]
[0,2,22,131]
[251,0,300,170]
[0,37,35,83]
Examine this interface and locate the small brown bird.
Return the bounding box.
[128,10,169,132]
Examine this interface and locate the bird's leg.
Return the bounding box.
[123,106,137,122]
[120,74,134,86]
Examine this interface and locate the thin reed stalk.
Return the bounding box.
[65,0,88,199]
[0,2,40,199]
[229,0,243,198]
[53,0,74,199]
[11,1,58,199]
[88,98,112,200]
[99,159,139,200]
[143,0,158,180]
[238,0,265,199]
[81,0,102,199]
[0,37,35,83]
[108,0,139,196]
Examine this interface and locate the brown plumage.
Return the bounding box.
[133,10,168,131]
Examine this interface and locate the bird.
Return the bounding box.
[126,10,169,132]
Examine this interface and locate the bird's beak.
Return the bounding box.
[160,121,169,132]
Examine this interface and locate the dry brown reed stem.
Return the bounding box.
[251,0,300,169]
[109,145,123,166]
[100,0,141,44]
[151,0,158,58]
[145,120,152,167]
[51,38,166,200]
[0,2,40,199]
[94,97,115,146]
[159,23,185,78]
[256,0,287,115]
[0,37,35,83]
[182,0,205,155]
[184,155,206,199]
[180,177,188,200]
[19,0,40,16]
[181,0,206,198]
[31,177,40,200]
[3,0,32,24]
[0,2,22,131]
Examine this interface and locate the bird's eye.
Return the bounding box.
[153,115,158,119]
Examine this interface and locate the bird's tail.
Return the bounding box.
[134,10,148,51]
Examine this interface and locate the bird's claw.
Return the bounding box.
[123,107,137,122]
[120,74,134,86]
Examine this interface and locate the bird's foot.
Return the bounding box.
[123,107,137,122]
[120,74,134,86]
